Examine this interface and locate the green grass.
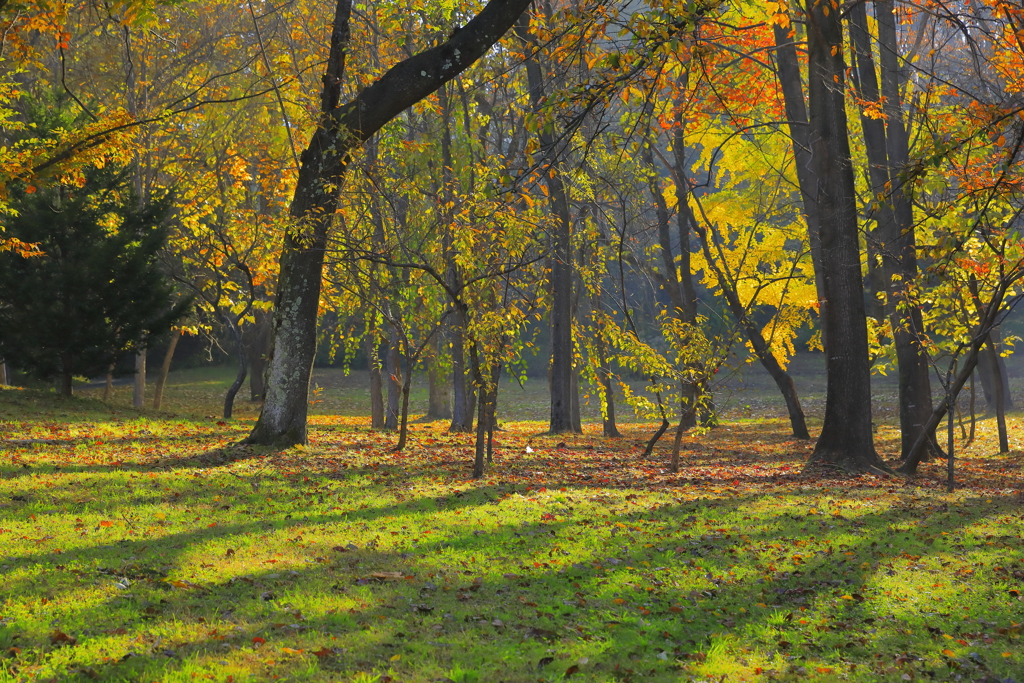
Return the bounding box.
[1,369,1023,682]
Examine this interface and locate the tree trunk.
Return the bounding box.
[246,0,534,446]
[850,1,935,461]
[394,350,414,451]
[248,310,272,401]
[450,305,474,432]
[644,134,700,429]
[899,284,1009,473]
[153,328,180,410]
[427,336,452,420]
[691,219,810,439]
[804,0,886,473]
[517,15,576,435]
[223,316,248,420]
[773,21,828,351]
[133,349,146,409]
[366,329,385,429]
[0,361,7,386]
[384,322,401,431]
[593,294,621,437]
[987,337,1009,453]
[103,365,114,402]
[977,326,1013,412]
[61,368,73,397]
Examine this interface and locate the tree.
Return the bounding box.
[245,0,536,447]
[0,167,187,396]
[801,0,887,473]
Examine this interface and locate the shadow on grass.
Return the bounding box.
[1,484,1020,681]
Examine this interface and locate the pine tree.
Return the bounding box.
[0,168,187,396]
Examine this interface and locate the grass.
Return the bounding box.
[1,362,1023,682]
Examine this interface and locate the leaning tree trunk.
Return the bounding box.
[691,221,810,439]
[804,0,887,473]
[245,0,534,446]
[153,328,181,410]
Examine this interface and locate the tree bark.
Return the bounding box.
[449,305,475,432]
[246,0,534,446]
[427,341,452,420]
[773,21,828,350]
[384,321,401,431]
[803,0,886,473]
[223,316,247,420]
[366,329,385,429]
[133,349,146,409]
[986,337,1009,453]
[0,361,7,386]
[850,0,935,461]
[248,310,271,401]
[103,365,114,402]
[593,292,621,437]
[153,328,181,410]
[517,14,577,435]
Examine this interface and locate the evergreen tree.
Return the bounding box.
[0,168,187,396]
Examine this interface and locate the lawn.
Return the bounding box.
[1,363,1022,682]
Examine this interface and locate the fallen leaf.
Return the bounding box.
[49,631,76,646]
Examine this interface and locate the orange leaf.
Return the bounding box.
[99,521,113,527]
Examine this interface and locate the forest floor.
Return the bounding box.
[1,360,1023,682]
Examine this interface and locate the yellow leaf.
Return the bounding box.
[390,654,401,661]
[840,595,853,600]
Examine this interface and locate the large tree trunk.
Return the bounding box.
[773,21,828,351]
[132,349,146,409]
[245,0,534,446]
[517,15,577,435]
[850,1,935,461]
[0,361,7,386]
[153,329,181,410]
[804,0,886,473]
